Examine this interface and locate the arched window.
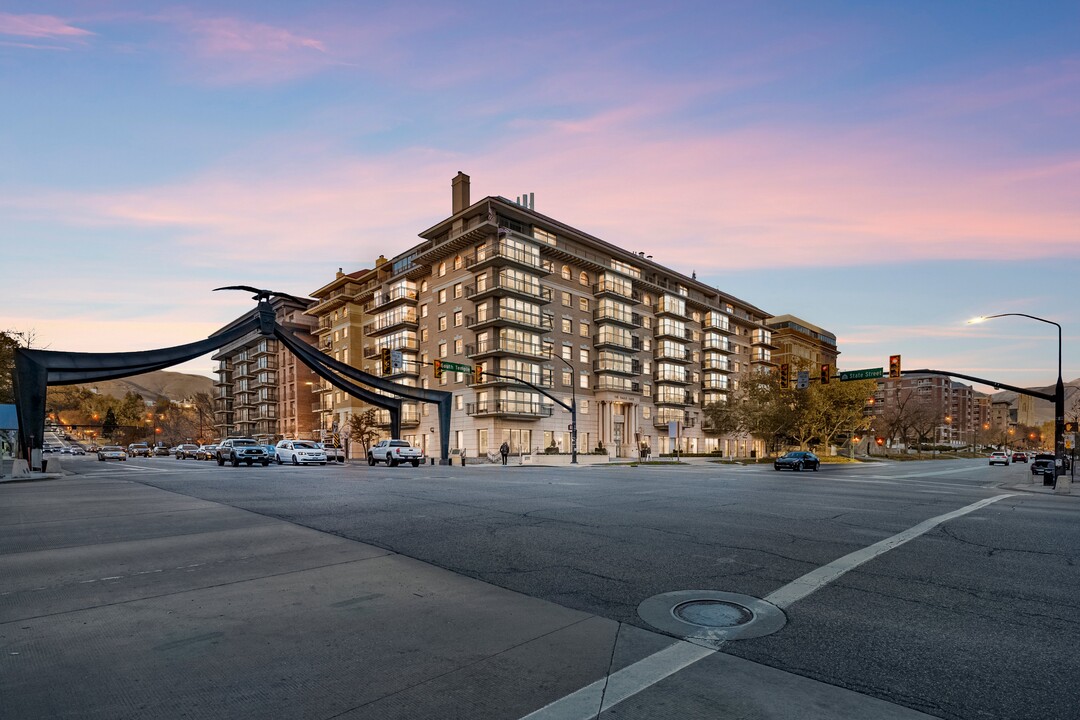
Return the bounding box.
[453,255,462,270]
[439,262,446,277]
[561,265,571,280]
[579,271,589,286]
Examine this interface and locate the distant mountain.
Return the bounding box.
[991,378,1080,424]
[81,370,214,402]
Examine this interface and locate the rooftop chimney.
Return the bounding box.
[452,171,470,215]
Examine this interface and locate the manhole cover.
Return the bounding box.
[674,600,753,627]
[638,590,786,644]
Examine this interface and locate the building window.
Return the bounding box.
[456,395,463,410]
[453,255,462,270]
[342,327,348,337]
[562,370,572,386]
[562,345,572,361]
[421,280,428,293]
[643,384,651,397]
[438,289,447,304]
[643,316,651,329]
[420,304,428,318]
[579,297,589,312]
[580,374,589,389]
[439,342,447,358]
[438,316,447,331]
[561,265,571,280]
[439,262,446,277]
[579,349,590,363]
[579,322,589,337]
[454,311,463,327]
[580,400,589,414]
[561,318,572,334]
[562,291,572,307]
[420,328,428,342]
[454,339,463,354]
[454,283,463,299]
[579,271,589,286]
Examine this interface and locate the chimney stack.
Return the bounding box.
[452,171,470,214]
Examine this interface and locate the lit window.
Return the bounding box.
[438,316,447,331]
[580,374,589,389]
[579,297,589,312]
[454,283,462,299]
[561,265,571,280]
[579,271,589,286]
[561,318,572,334]
[562,370,572,386]
[453,255,462,270]
[562,292,572,307]
[454,339,463,354]
[439,342,447,358]
[454,311,463,327]
[579,323,589,337]
[438,289,447,304]
[562,345,572,361]
[579,349,590,363]
[439,262,446,277]
[420,304,428,318]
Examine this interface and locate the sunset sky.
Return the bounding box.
[2,1,1078,392]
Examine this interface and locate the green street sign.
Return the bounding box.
[440,361,472,373]
[839,367,884,381]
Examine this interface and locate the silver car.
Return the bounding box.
[97,446,127,462]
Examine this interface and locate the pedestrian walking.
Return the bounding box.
[499,441,510,465]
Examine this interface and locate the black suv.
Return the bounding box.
[216,438,270,467]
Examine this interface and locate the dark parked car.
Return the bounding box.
[1012,452,1028,463]
[175,444,200,459]
[774,451,820,472]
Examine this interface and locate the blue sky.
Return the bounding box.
[1,1,1077,391]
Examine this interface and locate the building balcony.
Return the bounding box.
[251,342,276,358]
[465,339,549,361]
[703,338,733,354]
[314,316,334,334]
[465,241,549,274]
[374,408,421,428]
[593,307,642,328]
[655,391,694,407]
[654,372,691,385]
[466,308,553,333]
[702,379,730,392]
[655,299,689,320]
[703,360,731,373]
[465,277,552,304]
[655,325,693,342]
[363,314,418,337]
[751,333,777,349]
[593,280,640,303]
[703,313,733,334]
[655,346,691,363]
[750,351,775,364]
[253,406,278,422]
[465,401,554,419]
[653,411,696,428]
[372,286,419,311]
[593,359,642,376]
[594,333,641,352]
[363,338,419,359]
[469,367,553,388]
[309,284,361,314]
[594,377,641,393]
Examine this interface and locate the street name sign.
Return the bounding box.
[440,361,472,373]
[839,367,884,382]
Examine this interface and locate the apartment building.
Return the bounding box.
[871,374,989,447]
[315,173,793,459]
[766,314,840,375]
[211,297,318,441]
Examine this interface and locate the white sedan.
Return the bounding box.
[274,440,328,466]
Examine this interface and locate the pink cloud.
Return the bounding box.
[0,13,93,39]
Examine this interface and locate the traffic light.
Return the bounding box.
[779,363,791,387]
[473,364,483,385]
[433,359,443,379]
[380,348,391,374]
[1066,421,1078,433]
[820,364,830,385]
[889,354,901,378]
[876,437,885,446]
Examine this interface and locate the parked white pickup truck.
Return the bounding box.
[317,442,345,463]
[367,439,424,467]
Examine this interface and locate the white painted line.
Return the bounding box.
[764,494,1014,609]
[517,492,1015,720]
[520,640,715,720]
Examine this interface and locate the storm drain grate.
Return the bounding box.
[638,590,786,644]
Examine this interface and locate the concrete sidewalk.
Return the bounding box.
[1,473,938,719]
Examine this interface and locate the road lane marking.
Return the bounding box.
[763,494,1014,609]
[518,492,1016,719]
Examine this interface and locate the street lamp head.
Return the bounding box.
[966,316,988,325]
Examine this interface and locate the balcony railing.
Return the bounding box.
[593,280,640,303]
[465,241,547,272]
[655,346,691,362]
[653,412,696,428]
[703,337,733,353]
[364,338,419,359]
[655,391,693,406]
[654,371,690,385]
[373,286,418,308]
[465,339,549,360]
[593,359,642,376]
[655,325,693,341]
[465,308,553,332]
[465,401,554,418]
[594,333,641,351]
[703,313,733,334]
[703,359,731,372]
[465,276,552,304]
[363,313,418,336]
[593,307,642,328]
[593,377,641,393]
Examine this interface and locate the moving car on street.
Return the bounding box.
[216,438,270,467]
[773,451,820,472]
[367,439,424,467]
[275,440,328,465]
[175,444,200,459]
[989,451,1010,466]
[97,446,127,462]
[1012,451,1028,463]
[127,443,151,458]
[195,444,218,460]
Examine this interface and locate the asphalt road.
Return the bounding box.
[4,456,1077,719]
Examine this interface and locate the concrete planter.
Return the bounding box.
[521,452,611,466]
